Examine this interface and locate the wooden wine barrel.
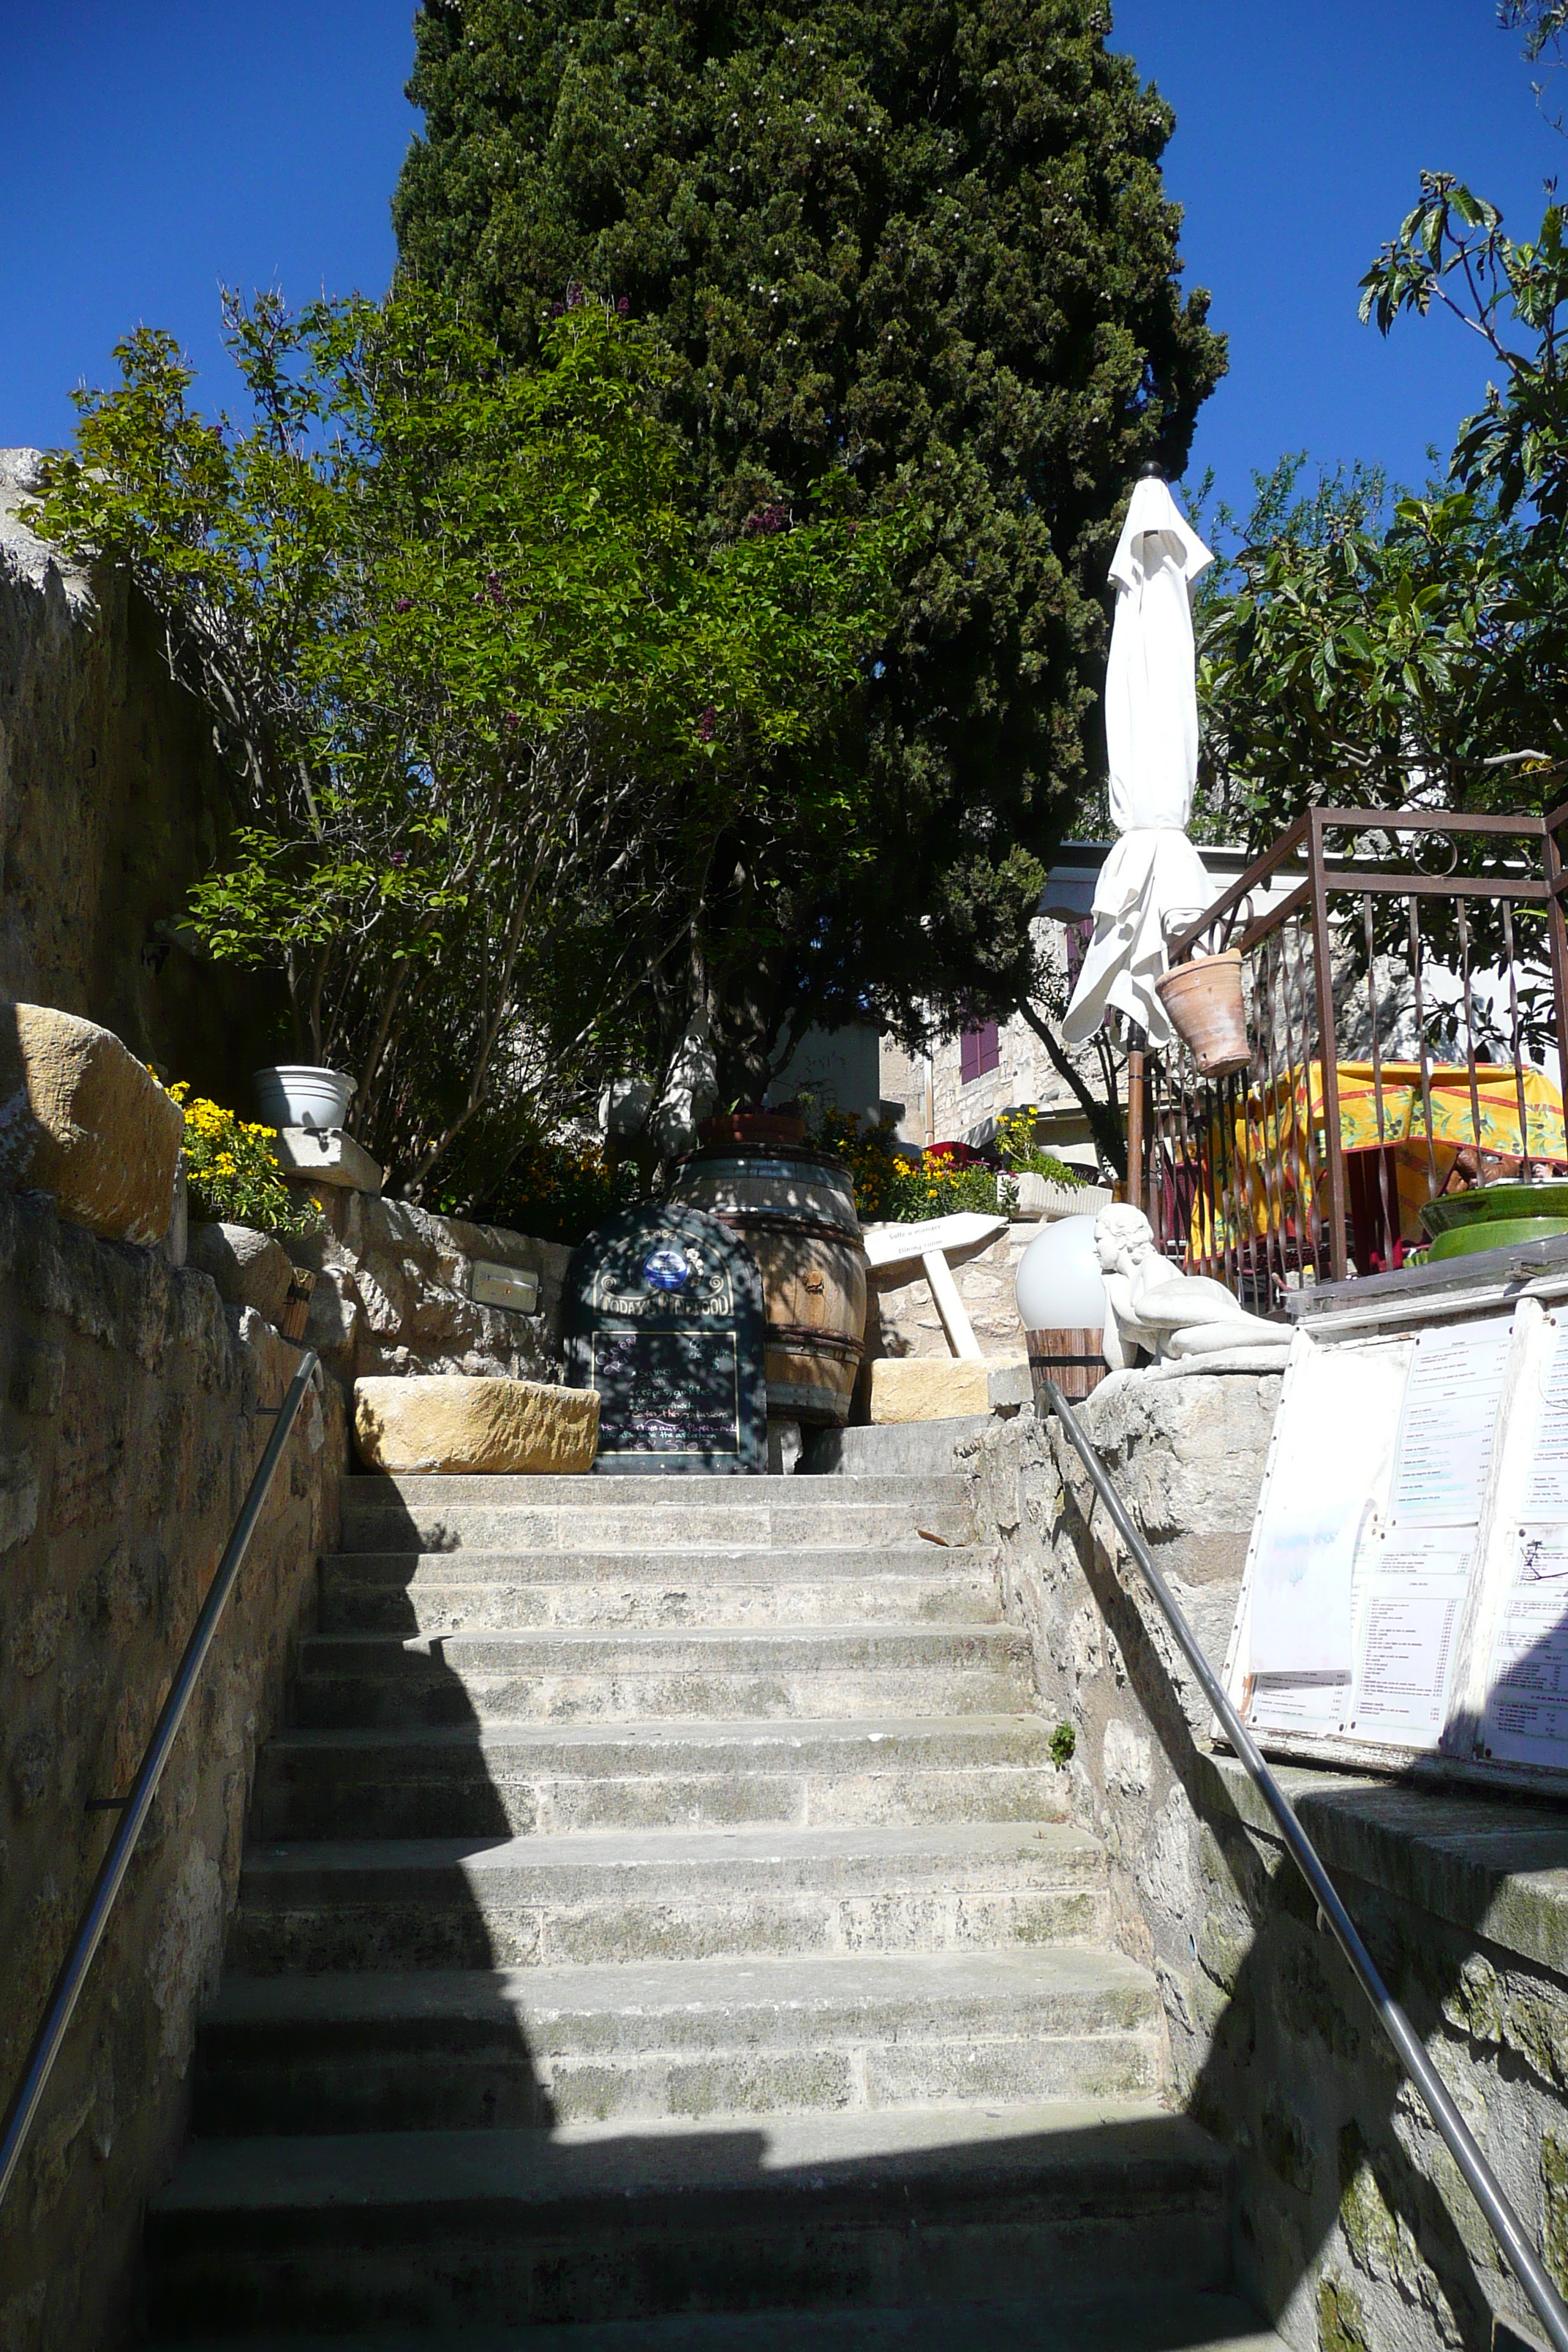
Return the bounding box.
[1025,1327,1107,1407]
[667,1146,867,1425]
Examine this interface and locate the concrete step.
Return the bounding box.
[228,1820,1109,1974]
[252,1716,1069,1841]
[290,1623,1033,1728]
[320,1545,1002,1632]
[194,1948,1164,2135]
[145,2100,1236,2333]
[339,1478,976,1558]
[150,2289,1288,2350]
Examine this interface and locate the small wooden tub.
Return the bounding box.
[668,1147,867,1425]
[1025,1326,1107,1409]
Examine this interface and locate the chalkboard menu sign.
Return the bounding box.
[564,1204,768,1474]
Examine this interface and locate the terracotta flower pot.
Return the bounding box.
[698,1111,807,1150]
[1155,951,1251,1079]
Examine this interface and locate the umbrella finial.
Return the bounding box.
[1139,459,1166,481]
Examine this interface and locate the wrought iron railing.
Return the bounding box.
[1144,805,1568,1302]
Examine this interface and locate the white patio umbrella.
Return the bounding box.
[1061,470,1215,1052]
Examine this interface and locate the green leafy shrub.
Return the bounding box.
[815,1109,1011,1224]
[1049,1722,1077,1768]
[995,1106,1084,1185]
[170,1084,319,1239]
[461,1134,647,1248]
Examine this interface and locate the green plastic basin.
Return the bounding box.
[1428,1214,1568,1261]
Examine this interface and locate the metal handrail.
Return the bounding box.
[1047,1382,1568,2352]
[0,1349,322,2210]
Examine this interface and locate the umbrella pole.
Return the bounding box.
[1126,1025,1146,1215]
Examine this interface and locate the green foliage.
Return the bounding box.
[1049,1721,1076,1768]
[170,1084,320,1239]
[451,1131,647,1245]
[393,0,1225,1075]
[994,1104,1082,1183]
[33,289,894,1194]
[814,1109,1011,1221]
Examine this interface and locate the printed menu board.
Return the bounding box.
[1223,1300,1568,1787]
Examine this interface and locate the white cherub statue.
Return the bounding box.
[1094,1205,1292,1371]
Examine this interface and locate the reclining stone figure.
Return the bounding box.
[1094,1204,1292,1372]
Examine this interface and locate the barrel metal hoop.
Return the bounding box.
[766,1322,865,1360]
[711,1210,862,1247]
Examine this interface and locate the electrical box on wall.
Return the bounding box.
[470,1260,539,1315]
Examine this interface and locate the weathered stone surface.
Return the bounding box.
[0,1005,182,1244]
[869,1353,1030,1423]
[0,451,286,1101]
[273,1125,382,1193]
[186,1222,293,1324]
[354,1373,598,1475]
[0,1186,344,2352]
[295,1193,569,1392]
[958,1377,1568,2352]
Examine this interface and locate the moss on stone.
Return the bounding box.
[1543,2133,1568,2297]
[1316,2274,1371,2352]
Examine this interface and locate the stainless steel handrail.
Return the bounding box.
[0,1349,322,2211]
[1047,1382,1568,2352]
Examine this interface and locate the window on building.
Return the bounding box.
[959,1021,999,1085]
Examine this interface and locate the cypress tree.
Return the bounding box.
[393,0,1224,1093]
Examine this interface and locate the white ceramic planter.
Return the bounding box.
[1011,1172,1112,1221]
[252,1064,356,1133]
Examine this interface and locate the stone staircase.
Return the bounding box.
[143,1471,1283,2349]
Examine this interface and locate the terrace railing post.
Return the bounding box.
[1544,807,1568,1100]
[1126,1027,1146,1216]
[1308,810,1349,1281]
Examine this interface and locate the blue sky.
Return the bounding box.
[0,1,1562,519]
[1114,1,1567,516]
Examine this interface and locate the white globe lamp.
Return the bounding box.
[1015,1213,1109,1403]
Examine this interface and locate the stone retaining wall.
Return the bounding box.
[0,1191,344,2352]
[0,449,284,1104]
[297,1188,570,1394]
[966,1381,1568,2352]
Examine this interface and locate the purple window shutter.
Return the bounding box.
[978,1021,1000,1077]
[960,1028,979,1085]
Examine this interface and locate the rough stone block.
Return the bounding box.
[186,1222,295,1325]
[870,1354,1031,1423]
[0,1003,182,1244]
[273,1126,383,1194]
[353,1373,599,1474]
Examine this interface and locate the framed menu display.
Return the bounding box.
[1221,1297,1568,1790]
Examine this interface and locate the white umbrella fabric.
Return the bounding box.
[1061,473,1215,1052]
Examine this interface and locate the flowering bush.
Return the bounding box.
[995,1106,1085,1187]
[815,1110,1013,1224]
[463,1134,647,1247]
[169,1084,319,1237]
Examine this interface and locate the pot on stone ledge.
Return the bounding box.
[252,1064,356,1133]
[698,1109,807,1150]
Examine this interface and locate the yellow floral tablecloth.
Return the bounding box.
[1187,1060,1567,1256]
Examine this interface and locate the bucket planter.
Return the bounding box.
[1012,1172,1114,1221]
[252,1065,356,1133]
[1154,951,1251,1079]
